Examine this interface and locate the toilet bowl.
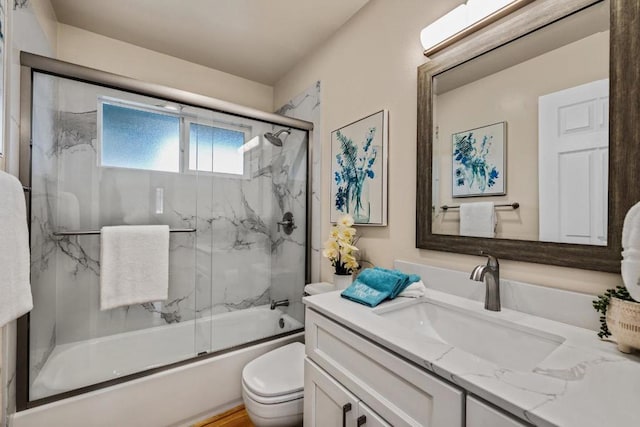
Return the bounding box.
[241,342,305,427]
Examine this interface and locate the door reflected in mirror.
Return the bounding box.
[431,0,609,245]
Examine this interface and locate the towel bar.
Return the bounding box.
[441,202,519,211]
[52,228,196,236]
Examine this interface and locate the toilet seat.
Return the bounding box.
[241,342,305,427]
[242,379,304,404]
[242,342,305,401]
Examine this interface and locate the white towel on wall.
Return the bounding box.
[460,202,496,238]
[0,171,33,327]
[100,225,169,310]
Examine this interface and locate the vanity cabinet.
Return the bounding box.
[466,397,529,427]
[305,309,464,427]
[305,359,391,427]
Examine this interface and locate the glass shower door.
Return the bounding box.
[28,72,201,400]
[184,106,307,356]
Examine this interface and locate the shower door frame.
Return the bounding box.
[16,52,314,410]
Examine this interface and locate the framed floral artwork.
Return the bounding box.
[330,110,388,226]
[452,122,506,197]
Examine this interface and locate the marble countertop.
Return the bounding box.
[303,289,640,427]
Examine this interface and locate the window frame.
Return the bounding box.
[97,97,253,178]
[183,117,252,179]
[97,96,183,174]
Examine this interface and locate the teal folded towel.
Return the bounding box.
[341,267,420,307]
[341,280,390,307]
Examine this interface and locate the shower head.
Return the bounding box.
[264,128,291,147]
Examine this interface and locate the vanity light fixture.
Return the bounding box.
[421,0,534,57]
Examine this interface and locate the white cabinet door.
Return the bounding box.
[358,402,392,427]
[305,358,359,427]
[466,396,528,427]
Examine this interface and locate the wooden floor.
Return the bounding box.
[193,405,254,427]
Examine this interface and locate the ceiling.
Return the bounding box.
[50,0,370,85]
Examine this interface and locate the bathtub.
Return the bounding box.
[25,305,303,423]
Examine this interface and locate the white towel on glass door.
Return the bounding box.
[0,171,33,327]
[459,202,496,238]
[100,225,169,310]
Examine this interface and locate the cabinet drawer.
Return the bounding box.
[466,396,530,427]
[305,309,464,427]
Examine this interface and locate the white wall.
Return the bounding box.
[56,24,274,112]
[274,0,620,295]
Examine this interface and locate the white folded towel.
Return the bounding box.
[460,202,496,238]
[0,171,33,327]
[100,225,169,310]
[399,280,427,298]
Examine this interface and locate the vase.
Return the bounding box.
[333,273,353,290]
[606,297,640,353]
[348,179,370,223]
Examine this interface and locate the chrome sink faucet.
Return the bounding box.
[470,253,501,312]
[270,299,290,310]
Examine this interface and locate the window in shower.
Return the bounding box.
[99,98,249,176]
[187,121,247,176]
[99,100,181,173]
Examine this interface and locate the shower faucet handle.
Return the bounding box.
[277,212,297,235]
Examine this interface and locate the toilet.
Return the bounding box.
[241,342,305,427]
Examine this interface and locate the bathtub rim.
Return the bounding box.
[30,307,303,399]
[21,326,304,411]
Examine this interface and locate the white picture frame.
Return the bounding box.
[451,121,506,198]
[330,109,388,226]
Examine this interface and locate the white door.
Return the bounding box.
[304,358,359,427]
[538,79,608,245]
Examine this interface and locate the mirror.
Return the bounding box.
[417,0,640,273]
[432,1,609,245]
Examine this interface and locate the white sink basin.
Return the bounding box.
[376,300,565,371]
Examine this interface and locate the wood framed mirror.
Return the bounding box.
[417,0,639,273]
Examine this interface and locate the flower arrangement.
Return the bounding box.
[323,214,359,275]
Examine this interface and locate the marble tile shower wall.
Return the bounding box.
[5,1,59,420]
[275,82,321,322]
[29,72,59,389]
[29,73,307,382]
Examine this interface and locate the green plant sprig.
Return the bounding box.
[592,285,637,339]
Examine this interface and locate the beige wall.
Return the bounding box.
[56,24,274,112]
[274,0,620,295]
[433,31,609,240]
